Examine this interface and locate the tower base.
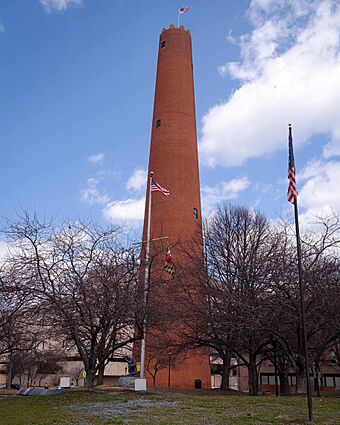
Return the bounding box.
[146,348,211,389]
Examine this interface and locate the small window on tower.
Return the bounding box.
[156,119,161,128]
[160,41,166,49]
[193,208,198,220]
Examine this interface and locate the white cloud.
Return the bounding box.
[201,176,250,215]
[126,167,147,192]
[200,1,340,167]
[80,177,110,205]
[95,168,147,226]
[299,159,340,212]
[248,0,319,28]
[79,167,147,225]
[81,188,110,205]
[39,0,83,13]
[0,23,5,33]
[103,198,145,223]
[88,153,105,164]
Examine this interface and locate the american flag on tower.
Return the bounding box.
[179,6,191,14]
[151,178,170,197]
[287,124,298,204]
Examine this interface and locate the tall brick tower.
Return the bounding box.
[140,25,211,388]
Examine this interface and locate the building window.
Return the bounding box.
[160,41,166,49]
[260,375,269,385]
[193,208,198,220]
[156,119,161,128]
[269,375,276,385]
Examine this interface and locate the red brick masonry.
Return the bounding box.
[138,25,211,388]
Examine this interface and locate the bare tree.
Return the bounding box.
[0,261,44,388]
[169,205,276,395]
[5,213,143,390]
[205,205,279,395]
[269,213,340,393]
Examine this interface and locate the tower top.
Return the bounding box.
[161,24,190,34]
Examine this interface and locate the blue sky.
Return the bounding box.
[1,0,340,243]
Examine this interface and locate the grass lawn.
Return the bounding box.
[0,389,339,425]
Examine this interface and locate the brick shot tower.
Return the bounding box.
[139,25,211,388]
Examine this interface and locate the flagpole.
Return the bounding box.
[177,10,180,28]
[289,124,313,423]
[140,171,153,381]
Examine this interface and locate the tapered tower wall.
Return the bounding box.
[146,25,202,240]
[140,25,211,388]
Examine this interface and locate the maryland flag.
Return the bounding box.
[164,247,175,277]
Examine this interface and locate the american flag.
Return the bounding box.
[287,124,298,204]
[179,6,191,14]
[151,178,170,197]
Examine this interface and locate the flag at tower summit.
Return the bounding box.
[179,6,191,14]
[151,178,170,197]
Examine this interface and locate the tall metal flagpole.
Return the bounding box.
[288,124,313,423]
[140,171,154,380]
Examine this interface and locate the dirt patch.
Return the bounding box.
[70,398,180,419]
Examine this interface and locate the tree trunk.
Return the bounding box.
[220,370,229,390]
[96,364,105,386]
[295,353,307,394]
[248,353,258,396]
[296,368,307,394]
[85,370,96,391]
[279,372,289,395]
[220,352,232,390]
[6,359,13,389]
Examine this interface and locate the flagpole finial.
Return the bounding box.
[150,171,154,177]
[288,123,292,136]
